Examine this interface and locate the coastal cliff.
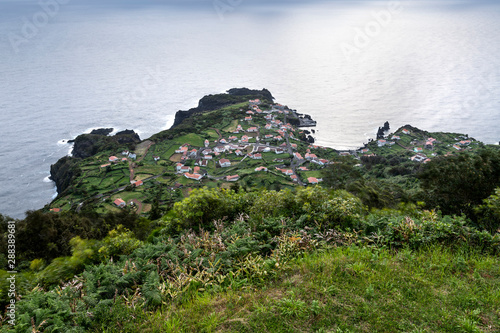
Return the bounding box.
[171,88,274,128]
[50,129,141,195]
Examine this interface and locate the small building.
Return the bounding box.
[453,144,462,151]
[245,116,252,121]
[247,127,258,133]
[226,175,239,182]
[219,159,231,167]
[275,148,285,154]
[298,166,309,171]
[305,153,318,160]
[250,153,262,160]
[291,175,298,182]
[402,129,411,135]
[204,139,210,147]
[114,198,126,208]
[294,152,304,160]
[132,180,143,187]
[214,146,226,153]
[175,146,188,154]
[184,173,203,181]
[50,208,61,213]
[411,154,428,163]
[308,177,320,185]
[109,156,119,162]
[101,163,111,168]
[255,166,268,172]
[391,135,400,140]
[414,147,423,153]
[128,153,137,160]
[377,140,387,147]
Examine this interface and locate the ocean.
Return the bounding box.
[0,0,499,219]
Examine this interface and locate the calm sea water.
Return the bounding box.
[1,0,499,218]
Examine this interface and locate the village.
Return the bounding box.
[48,98,484,215]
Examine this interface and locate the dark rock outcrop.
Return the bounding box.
[171,88,275,128]
[71,130,141,159]
[90,128,114,136]
[376,121,391,140]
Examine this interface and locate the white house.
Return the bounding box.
[219,159,231,167]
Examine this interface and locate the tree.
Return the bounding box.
[418,149,500,217]
[474,188,500,233]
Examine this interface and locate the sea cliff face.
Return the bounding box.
[50,129,141,195]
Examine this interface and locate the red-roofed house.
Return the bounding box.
[294,152,304,160]
[226,175,239,182]
[114,198,126,208]
[255,166,268,172]
[291,175,298,182]
[247,127,258,132]
[305,153,317,160]
[250,153,262,160]
[219,159,231,167]
[184,173,203,181]
[175,146,189,154]
[109,156,119,162]
[132,180,143,187]
[308,177,319,185]
[178,165,191,173]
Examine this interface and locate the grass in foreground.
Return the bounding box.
[101,246,500,333]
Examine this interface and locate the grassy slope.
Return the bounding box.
[102,246,499,333]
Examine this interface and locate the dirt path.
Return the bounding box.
[210,127,223,143]
[131,199,143,214]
